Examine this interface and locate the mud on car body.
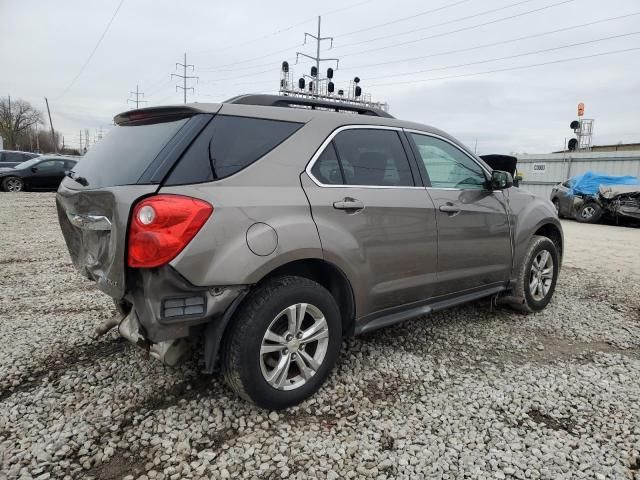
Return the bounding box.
[57,95,563,409]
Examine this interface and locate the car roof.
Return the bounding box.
[117,100,452,138]
[0,149,39,154]
[37,155,78,161]
[114,94,472,154]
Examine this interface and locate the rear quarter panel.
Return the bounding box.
[163,116,336,287]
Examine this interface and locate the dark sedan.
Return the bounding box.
[0,150,40,168]
[0,155,78,192]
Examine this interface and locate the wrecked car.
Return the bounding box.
[56,95,563,409]
[550,171,640,224]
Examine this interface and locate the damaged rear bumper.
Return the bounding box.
[125,265,246,342]
[97,265,247,366]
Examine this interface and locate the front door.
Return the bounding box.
[29,159,67,189]
[407,132,512,295]
[302,126,438,319]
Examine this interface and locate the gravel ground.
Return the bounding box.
[1,192,639,480]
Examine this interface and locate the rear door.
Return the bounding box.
[407,131,512,295]
[56,111,215,299]
[302,126,438,318]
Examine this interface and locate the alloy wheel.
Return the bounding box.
[581,205,595,219]
[529,250,554,301]
[6,178,23,192]
[259,303,329,391]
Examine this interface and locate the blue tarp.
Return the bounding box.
[568,171,640,197]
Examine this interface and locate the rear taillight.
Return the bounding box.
[128,195,213,268]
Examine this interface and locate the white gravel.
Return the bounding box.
[1,192,639,480]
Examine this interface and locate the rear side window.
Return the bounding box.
[328,129,414,187]
[5,152,23,162]
[68,118,188,189]
[166,115,302,185]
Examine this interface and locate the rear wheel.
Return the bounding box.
[512,235,559,312]
[2,176,24,192]
[575,202,603,223]
[221,275,342,409]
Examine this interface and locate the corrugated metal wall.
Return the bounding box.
[516,151,640,199]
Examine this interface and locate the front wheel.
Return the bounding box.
[512,235,560,312]
[575,202,603,223]
[221,276,342,409]
[2,176,24,192]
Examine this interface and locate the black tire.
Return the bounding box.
[575,202,603,224]
[221,275,342,410]
[2,176,24,192]
[512,235,560,313]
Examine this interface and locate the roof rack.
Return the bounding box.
[224,94,394,118]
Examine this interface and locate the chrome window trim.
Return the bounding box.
[403,128,492,181]
[304,124,425,190]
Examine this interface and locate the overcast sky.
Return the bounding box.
[1,0,638,153]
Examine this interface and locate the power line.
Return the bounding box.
[366,46,640,87]
[336,0,475,38]
[199,43,302,71]
[55,0,125,99]
[197,0,577,80]
[338,11,640,71]
[172,53,198,104]
[338,0,577,58]
[337,0,538,49]
[190,0,375,56]
[363,31,640,81]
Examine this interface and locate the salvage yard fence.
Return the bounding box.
[516,151,640,199]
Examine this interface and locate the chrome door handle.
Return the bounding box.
[439,203,461,214]
[333,198,364,212]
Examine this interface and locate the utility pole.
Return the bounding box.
[172,53,198,104]
[79,130,83,153]
[296,16,339,94]
[128,84,147,109]
[44,97,58,154]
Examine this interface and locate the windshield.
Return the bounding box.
[14,157,41,169]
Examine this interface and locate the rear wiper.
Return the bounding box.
[65,170,89,187]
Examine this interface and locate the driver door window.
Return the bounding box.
[410,134,486,189]
[37,160,65,171]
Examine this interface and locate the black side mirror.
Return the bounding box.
[490,170,513,190]
[31,166,38,173]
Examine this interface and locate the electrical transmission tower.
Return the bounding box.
[172,53,198,104]
[128,84,147,109]
[279,16,388,111]
[296,16,338,95]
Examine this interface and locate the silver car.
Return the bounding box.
[56,95,563,409]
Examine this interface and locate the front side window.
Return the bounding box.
[37,160,65,171]
[411,134,486,189]
[326,128,414,187]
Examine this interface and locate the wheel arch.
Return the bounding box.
[203,257,356,373]
[533,222,563,260]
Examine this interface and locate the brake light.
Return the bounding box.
[128,195,213,268]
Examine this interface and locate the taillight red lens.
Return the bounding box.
[128,195,213,268]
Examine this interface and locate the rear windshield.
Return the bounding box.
[68,118,188,189]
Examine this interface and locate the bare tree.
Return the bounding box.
[0,97,43,150]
